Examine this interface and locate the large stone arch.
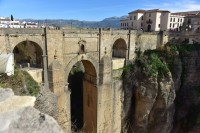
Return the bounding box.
[112,35,128,47]
[11,36,43,52]
[65,54,99,83]
[112,38,128,58]
[64,54,99,132]
[13,40,43,68]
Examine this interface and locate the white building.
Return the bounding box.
[120,9,199,32]
[24,22,38,28]
[0,17,11,28]
[9,21,21,28]
[120,18,129,30]
[121,9,170,31]
[0,16,39,28]
[169,14,185,31]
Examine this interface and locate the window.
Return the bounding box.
[127,23,129,26]
[180,19,182,22]
[142,16,143,20]
[173,18,175,22]
[170,23,172,27]
[158,24,160,28]
[80,44,85,53]
[149,14,151,17]
[130,16,132,20]
[173,24,175,28]
[141,22,143,27]
[132,22,133,26]
[178,18,179,22]
[170,18,172,22]
[188,19,191,24]
[134,16,136,20]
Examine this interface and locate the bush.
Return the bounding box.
[134,49,170,78]
[0,67,40,96]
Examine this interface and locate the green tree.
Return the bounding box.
[11,14,14,21]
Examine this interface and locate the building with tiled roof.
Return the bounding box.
[120,9,200,32]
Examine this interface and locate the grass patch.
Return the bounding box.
[22,71,40,96]
[0,67,40,96]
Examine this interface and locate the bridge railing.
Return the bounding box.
[0,28,44,35]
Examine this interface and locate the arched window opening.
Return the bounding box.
[80,44,85,53]
[112,39,127,58]
[13,41,43,68]
[148,24,151,32]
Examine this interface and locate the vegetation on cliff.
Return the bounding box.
[0,67,40,96]
[122,43,200,133]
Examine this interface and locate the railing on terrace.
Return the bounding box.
[0,28,44,35]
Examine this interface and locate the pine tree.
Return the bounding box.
[11,14,14,21]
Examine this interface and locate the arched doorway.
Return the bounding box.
[148,24,151,32]
[13,40,43,68]
[112,39,127,58]
[68,60,97,133]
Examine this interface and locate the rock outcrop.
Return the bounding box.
[172,45,200,133]
[122,44,200,133]
[122,66,175,133]
[0,88,63,133]
[34,86,57,118]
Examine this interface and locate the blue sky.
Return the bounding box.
[0,0,200,21]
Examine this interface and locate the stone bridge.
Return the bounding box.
[0,28,168,133]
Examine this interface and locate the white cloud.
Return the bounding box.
[144,0,200,12]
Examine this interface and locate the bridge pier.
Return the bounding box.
[48,59,71,132]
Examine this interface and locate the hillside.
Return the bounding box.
[19,16,127,28]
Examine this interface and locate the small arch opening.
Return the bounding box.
[148,24,151,32]
[112,38,127,58]
[13,40,43,68]
[80,44,85,53]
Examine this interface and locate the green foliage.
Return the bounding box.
[168,43,200,55]
[0,67,40,96]
[168,44,178,53]
[21,71,40,96]
[121,64,134,72]
[147,53,169,77]
[134,49,170,78]
[0,68,23,89]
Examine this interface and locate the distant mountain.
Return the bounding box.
[19,16,127,28]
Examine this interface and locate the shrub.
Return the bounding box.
[0,67,40,96]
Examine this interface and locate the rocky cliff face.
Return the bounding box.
[172,44,200,133]
[122,52,175,133]
[0,88,63,133]
[122,44,200,133]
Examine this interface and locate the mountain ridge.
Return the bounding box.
[18,16,127,28]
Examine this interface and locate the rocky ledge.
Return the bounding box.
[0,88,63,133]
